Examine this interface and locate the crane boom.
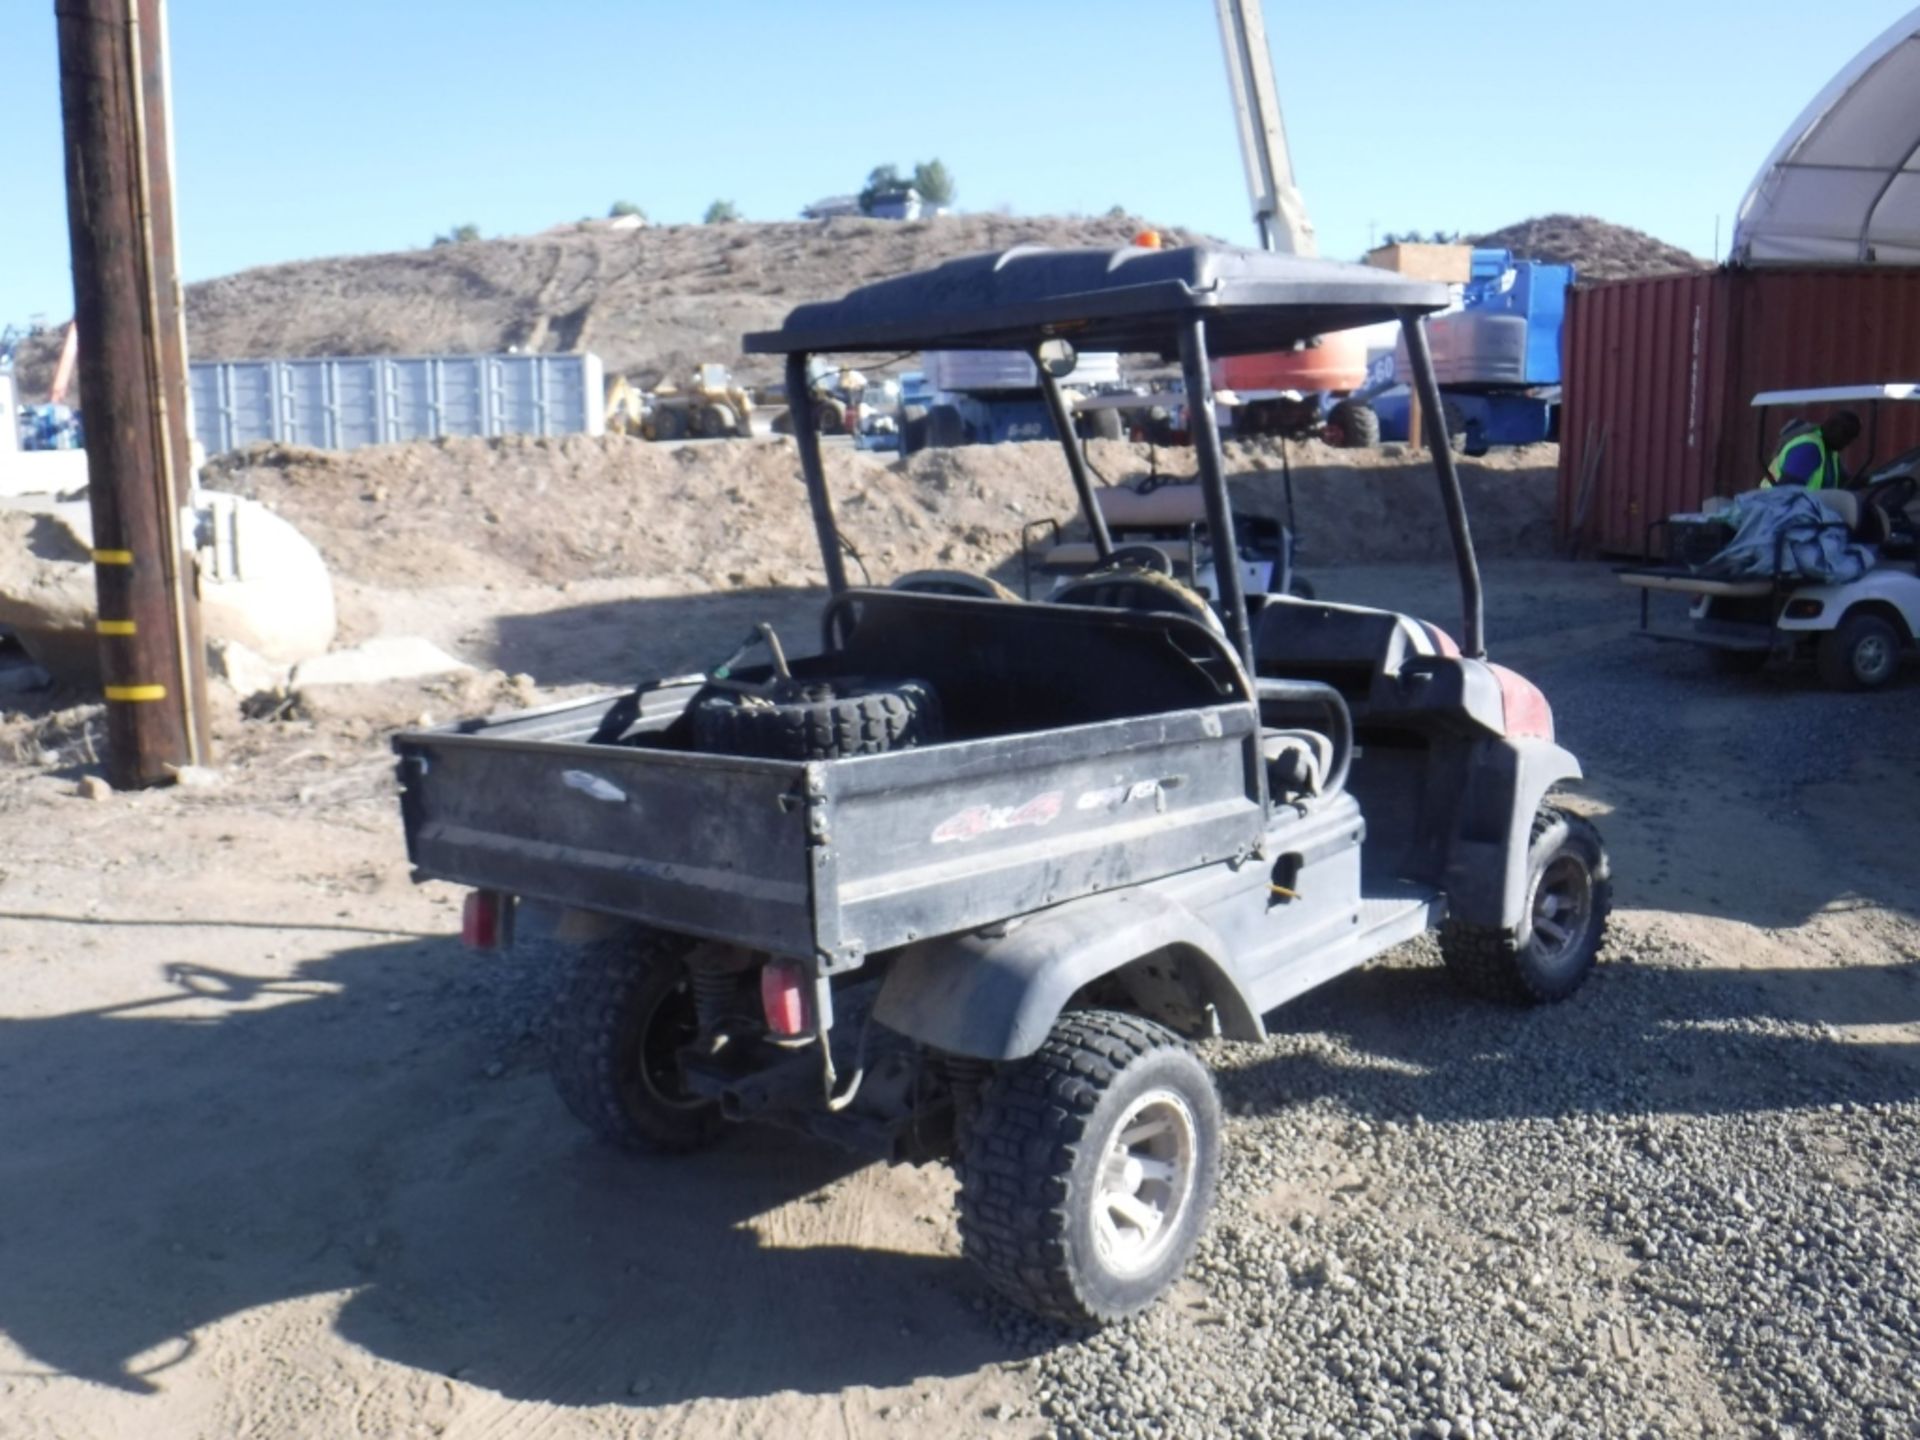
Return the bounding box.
[1214,0,1316,256]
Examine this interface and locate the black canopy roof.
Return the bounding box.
[743,243,1452,358]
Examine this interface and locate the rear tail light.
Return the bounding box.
[761,960,812,1037]
[461,890,515,950]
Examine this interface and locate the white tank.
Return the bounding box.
[922,350,1123,393]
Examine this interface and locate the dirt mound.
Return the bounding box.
[202,435,1558,598]
[11,215,1200,396]
[1470,214,1708,282]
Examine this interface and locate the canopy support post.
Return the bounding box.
[1178,319,1255,672]
[1037,362,1114,562]
[1400,310,1486,658]
[787,351,850,596]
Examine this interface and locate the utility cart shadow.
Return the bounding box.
[1231,952,1920,1125]
[0,934,1009,1406]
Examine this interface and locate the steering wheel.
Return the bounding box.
[1860,445,1920,486]
[1106,543,1176,575]
[1052,566,1223,635]
[1856,476,1918,550]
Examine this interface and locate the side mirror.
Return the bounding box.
[1036,338,1078,378]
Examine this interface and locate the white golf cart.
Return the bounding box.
[1617,383,1920,689]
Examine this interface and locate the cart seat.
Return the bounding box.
[1813,488,1861,530]
[1040,541,1101,572]
[1253,599,1418,701]
[1094,483,1208,530]
[1254,598,1505,736]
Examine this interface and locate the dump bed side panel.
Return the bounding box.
[397,717,815,956]
[818,704,1263,963]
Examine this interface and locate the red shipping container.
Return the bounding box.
[1558,267,1920,556]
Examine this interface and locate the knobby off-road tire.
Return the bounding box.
[691,678,942,761]
[547,932,724,1154]
[1816,611,1902,690]
[1323,399,1380,449]
[1440,805,1612,1004]
[649,405,689,442]
[956,1010,1222,1327]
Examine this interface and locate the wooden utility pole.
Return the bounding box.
[55,0,210,787]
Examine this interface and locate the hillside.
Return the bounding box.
[11,215,1196,395]
[1469,213,1709,282]
[9,210,1706,398]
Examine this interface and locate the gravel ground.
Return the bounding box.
[995,926,1920,1440]
[976,564,1920,1440]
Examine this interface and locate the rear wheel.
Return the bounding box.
[812,397,847,435]
[926,403,967,449]
[1817,611,1902,690]
[649,405,688,442]
[547,933,724,1154]
[956,1010,1221,1326]
[1440,806,1611,1004]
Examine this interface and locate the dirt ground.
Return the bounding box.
[2,441,1917,1438]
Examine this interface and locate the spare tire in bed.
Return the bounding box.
[691,677,944,761]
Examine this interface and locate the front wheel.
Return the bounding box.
[1817,611,1902,690]
[1439,806,1611,1004]
[956,1011,1221,1326]
[547,932,724,1153]
[1323,398,1380,449]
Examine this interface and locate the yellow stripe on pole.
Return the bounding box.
[96,619,137,636]
[104,684,168,702]
[91,549,135,565]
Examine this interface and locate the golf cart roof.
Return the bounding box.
[743,243,1452,357]
[1751,383,1920,406]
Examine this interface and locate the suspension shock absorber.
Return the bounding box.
[946,1056,992,1148]
[689,966,737,1039]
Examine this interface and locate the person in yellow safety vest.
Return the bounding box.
[1765,410,1861,490]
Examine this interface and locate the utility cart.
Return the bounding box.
[394,243,1611,1326]
[1617,384,1920,689]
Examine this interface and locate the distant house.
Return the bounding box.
[802,194,863,220]
[867,187,924,221]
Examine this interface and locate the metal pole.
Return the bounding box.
[1178,320,1256,671]
[1036,364,1113,562]
[786,352,850,595]
[55,0,210,787]
[1400,312,1486,659]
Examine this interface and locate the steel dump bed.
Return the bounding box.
[394,592,1265,968]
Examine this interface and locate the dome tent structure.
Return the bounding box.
[1732,6,1920,264]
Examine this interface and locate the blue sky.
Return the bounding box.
[0,1,1907,328]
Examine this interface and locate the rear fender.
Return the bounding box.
[872,888,1264,1060]
[1443,737,1582,931]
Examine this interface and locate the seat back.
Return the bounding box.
[1253,599,1414,702]
[1095,483,1208,530]
[1813,488,1861,530]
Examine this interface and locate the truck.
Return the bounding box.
[1366,249,1572,454]
[393,241,1612,1326]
